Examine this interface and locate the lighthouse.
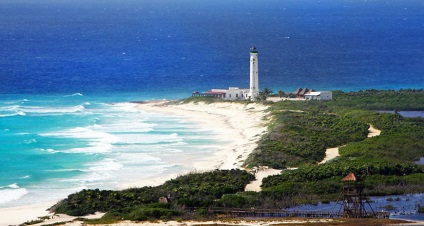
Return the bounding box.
[249,46,259,99]
[194,47,260,101]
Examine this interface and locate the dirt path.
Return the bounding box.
[319,124,381,164]
[244,168,281,192]
[368,124,381,138]
[318,146,343,164]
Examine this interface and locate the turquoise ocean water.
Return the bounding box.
[0,93,225,207]
[0,0,423,212]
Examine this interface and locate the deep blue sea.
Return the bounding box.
[0,0,423,214]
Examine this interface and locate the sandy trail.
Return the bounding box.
[319,124,381,164]
[245,168,281,192]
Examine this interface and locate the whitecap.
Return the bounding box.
[41,126,120,142]
[0,188,28,204]
[20,175,31,179]
[39,148,58,154]
[40,126,120,154]
[45,169,84,173]
[7,183,20,189]
[86,158,123,172]
[0,105,20,111]
[97,121,154,133]
[64,142,114,154]
[0,114,14,117]
[24,138,37,144]
[114,132,182,144]
[64,93,83,97]
[108,102,146,113]
[0,111,26,117]
[20,105,86,115]
[16,110,26,116]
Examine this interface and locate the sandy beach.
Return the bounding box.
[134,101,270,172]
[0,203,53,226]
[0,100,271,226]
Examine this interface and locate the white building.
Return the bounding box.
[201,87,249,100]
[304,91,333,100]
[194,47,259,100]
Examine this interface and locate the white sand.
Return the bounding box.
[0,203,104,226]
[368,124,381,137]
[0,203,52,226]
[319,146,343,164]
[245,167,281,192]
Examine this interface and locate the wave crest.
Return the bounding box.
[0,184,28,205]
[64,93,83,97]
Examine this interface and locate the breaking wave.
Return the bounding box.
[64,93,83,97]
[0,184,29,205]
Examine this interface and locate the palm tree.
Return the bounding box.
[256,88,273,102]
[263,87,273,95]
[278,90,285,98]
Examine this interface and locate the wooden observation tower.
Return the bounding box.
[339,172,376,218]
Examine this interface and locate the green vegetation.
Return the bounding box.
[50,169,254,221]
[20,219,44,226]
[331,89,424,110]
[255,89,424,203]
[275,89,424,111]
[256,87,273,102]
[49,89,424,223]
[245,110,369,168]
[182,96,229,104]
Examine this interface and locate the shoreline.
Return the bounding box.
[122,100,271,189]
[2,100,422,225]
[134,100,270,172]
[0,100,271,226]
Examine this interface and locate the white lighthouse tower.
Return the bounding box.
[249,46,259,99]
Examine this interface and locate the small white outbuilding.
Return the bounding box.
[304,91,333,100]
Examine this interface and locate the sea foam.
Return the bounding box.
[64,93,83,97]
[19,105,86,115]
[0,185,29,205]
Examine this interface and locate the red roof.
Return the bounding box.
[204,91,226,95]
[342,172,357,182]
